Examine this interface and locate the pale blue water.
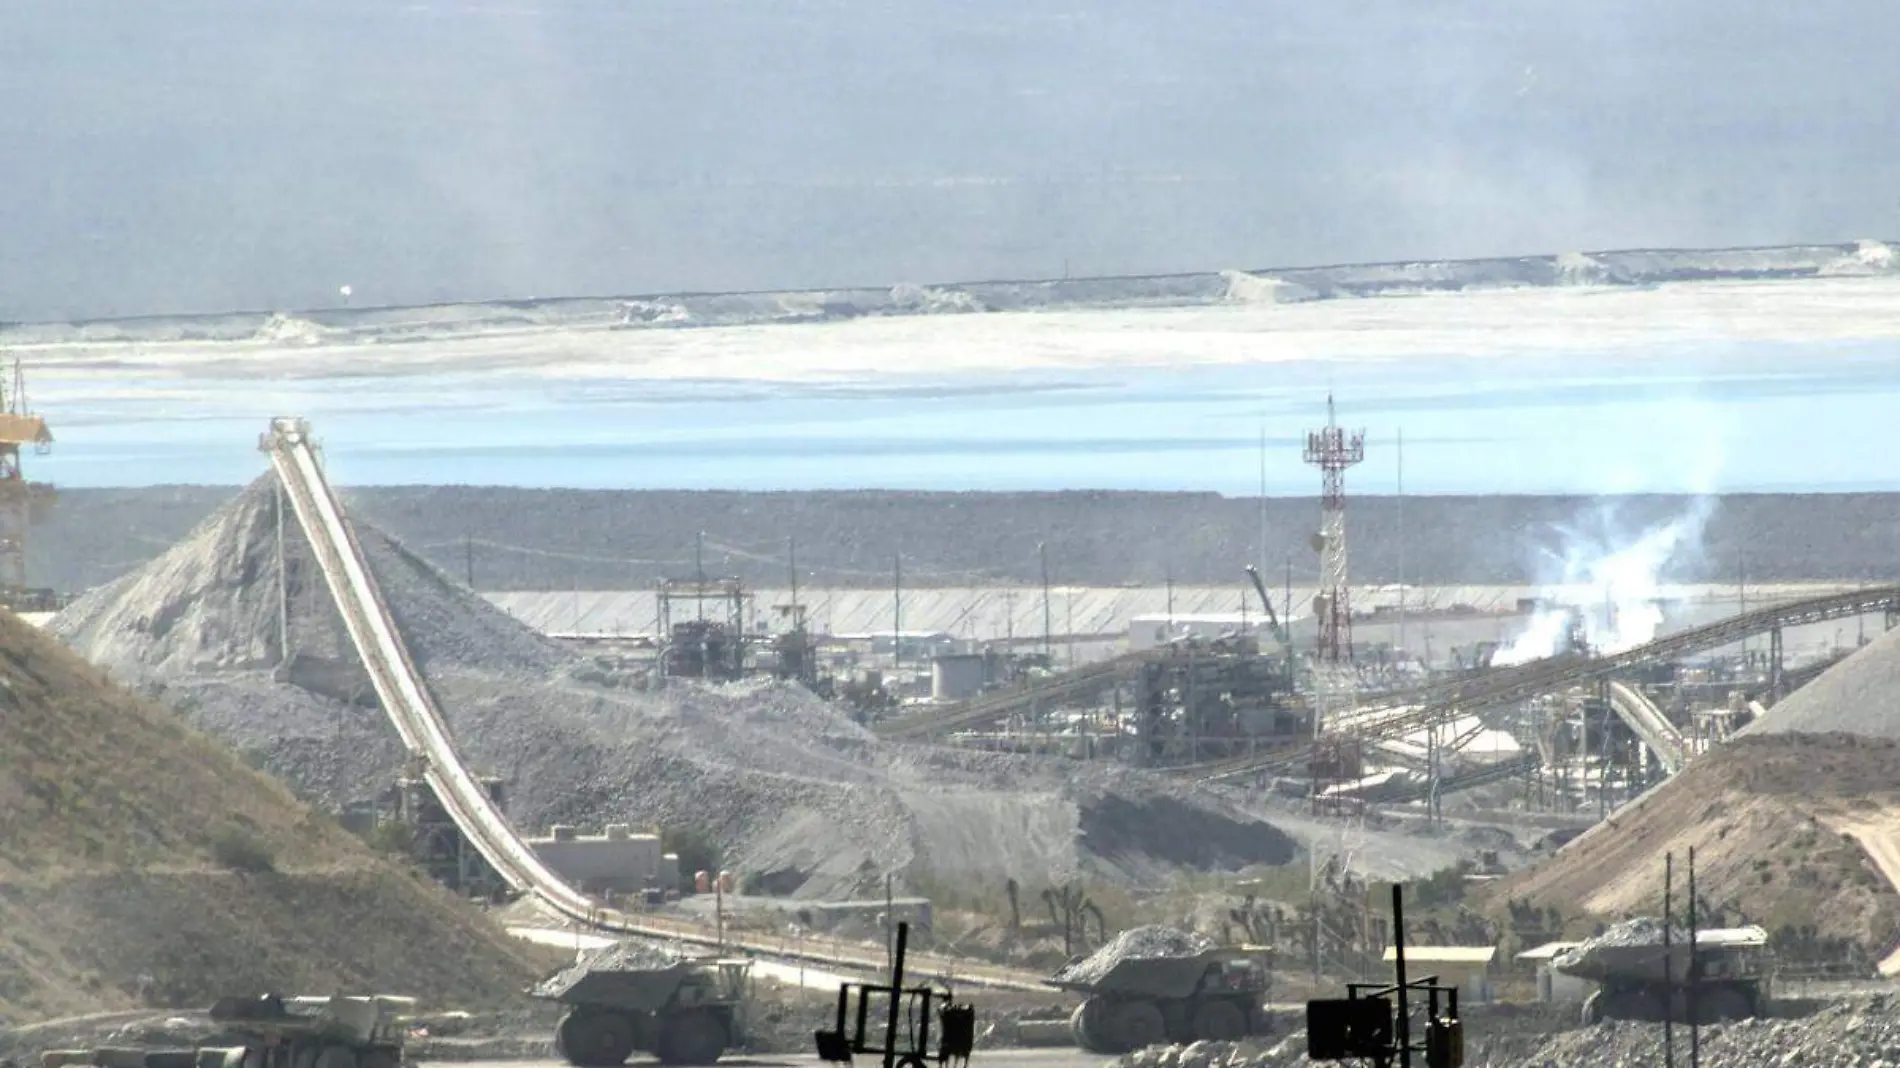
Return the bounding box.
[33,337,1900,495]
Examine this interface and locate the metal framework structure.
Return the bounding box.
[390,762,509,896]
[0,358,53,604]
[1304,396,1366,665]
[1304,397,1367,814]
[656,576,751,682]
[1187,582,1900,784]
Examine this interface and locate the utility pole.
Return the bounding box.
[1689,846,1701,1068]
[695,531,706,622]
[1259,421,1269,581]
[1039,541,1053,661]
[276,480,290,667]
[1664,853,1676,1068]
[788,536,799,615]
[464,533,475,588]
[1397,427,1406,660]
[893,552,903,667]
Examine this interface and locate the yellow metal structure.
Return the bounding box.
[0,357,53,600]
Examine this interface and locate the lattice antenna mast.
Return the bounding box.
[1303,395,1365,663]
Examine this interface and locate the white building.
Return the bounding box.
[1516,941,1589,1004]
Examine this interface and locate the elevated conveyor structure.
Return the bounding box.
[1185,583,1900,783]
[1606,680,1686,774]
[257,418,1045,991]
[873,651,1150,741]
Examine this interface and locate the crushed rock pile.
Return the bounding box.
[1502,996,1900,1068]
[1117,999,1900,1068]
[1746,620,1900,740]
[530,939,691,998]
[1053,926,1215,986]
[1573,916,1685,948]
[52,479,1301,900]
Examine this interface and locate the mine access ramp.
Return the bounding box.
[256,417,1047,991]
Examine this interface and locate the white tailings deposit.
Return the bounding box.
[50,478,1304,899]
[6,241,1894,351]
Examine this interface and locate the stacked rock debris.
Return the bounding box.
[1051,926,1215,986]
[530,938,691,998]
[1117,995,1900,1068]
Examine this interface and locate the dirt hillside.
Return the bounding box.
[1486,733,1900,963]
[0,606,546,1025]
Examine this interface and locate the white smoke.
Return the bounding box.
[1491,497,1716,667]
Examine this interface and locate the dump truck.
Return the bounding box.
[1554,921,1773,1025]
[1047,929,1272,1054]
[532,944,752,1067]
[39,994,414,1068]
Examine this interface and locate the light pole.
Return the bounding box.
[1039,541,1052,661]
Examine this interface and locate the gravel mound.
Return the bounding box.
[1571,916,1685,949]
[530,939,691,998]
[1052,926,1214,986]
[1745,622,1900,740]
[50,482,1305,900]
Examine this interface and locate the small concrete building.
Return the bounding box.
[1516,941,1589,1004]
[1382,946,1497,1003]
[526,824,681,895]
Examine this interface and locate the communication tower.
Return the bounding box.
[1303,395,1366,817]
[0,357,54,606]
[1303,395,1365,664]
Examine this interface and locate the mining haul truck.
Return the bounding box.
[1050,946,1274,1054]
[38,994,414,1068]
[534,954,752,1067]
[1556,924,1773,1025]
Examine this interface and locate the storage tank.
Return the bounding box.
[931,653,987,701]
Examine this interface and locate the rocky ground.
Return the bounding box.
[25,487,1900,594]
[1114,995,1900,1068]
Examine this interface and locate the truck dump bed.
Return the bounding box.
[1552,922,1768,984]
[1048,947,1262,998]
[533,959,705,1011]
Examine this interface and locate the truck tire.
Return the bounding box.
[1113,1000,1167,1053]
[1581,992,1603,1026]
[1191,999,1247,1042]
[1070,999,1116,1054]
[557,1010,638,1068]
[656,1011,726,1066]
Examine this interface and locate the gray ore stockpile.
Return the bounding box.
[1052,926,1215,987]
[51,477,1298,899]
[1743,619,1900,741]
[533,940,690,998]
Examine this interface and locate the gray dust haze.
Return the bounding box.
[4,0,1896,320]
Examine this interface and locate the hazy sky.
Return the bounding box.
[4,0,1896,321]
